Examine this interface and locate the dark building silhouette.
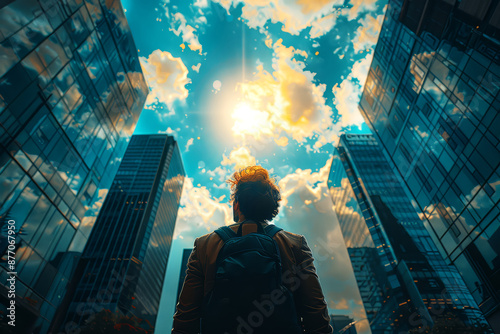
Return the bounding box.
[358,0,500,329]
[330,314,357,334]
[328,134,490,333]
[0,0,147,332]
[176,248,193,304]
[57,135,184,332]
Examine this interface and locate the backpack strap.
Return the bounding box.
[214,226,237,243]
[264,224,283,238]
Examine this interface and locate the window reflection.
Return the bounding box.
[0,0,148,331]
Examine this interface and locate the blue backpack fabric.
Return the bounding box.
[201,221,303,334]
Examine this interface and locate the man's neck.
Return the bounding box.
[235,219,268,225]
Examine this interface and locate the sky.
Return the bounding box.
[121,0,387,332]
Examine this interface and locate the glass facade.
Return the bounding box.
[176,248,193,304]
[328,134,489,333]
[358,0,500,329]
[0,0,147,332]
[58,134,184,332]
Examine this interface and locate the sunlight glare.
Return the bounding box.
[232,103,271,136]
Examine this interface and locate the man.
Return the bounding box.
[172,166,333,333]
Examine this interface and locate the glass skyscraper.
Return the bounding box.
[176,248,193,304]
[358,0,500,329]
[57,134,184,332]
[0,0,147,332]
[328,134,489,333]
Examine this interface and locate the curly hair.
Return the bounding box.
[227,166,281,222]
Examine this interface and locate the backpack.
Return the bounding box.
[201,221,303,334]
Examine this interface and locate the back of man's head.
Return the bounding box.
[227,166,281,222]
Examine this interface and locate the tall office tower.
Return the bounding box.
[0,0,147,332]
[57,135,184,332]
[176,248,193,304]
[328,134,489,333]
[358,0,500,329]
[330,314,357,334]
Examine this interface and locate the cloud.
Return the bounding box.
[347,0,378,20]
[332,74,366,129]
[332,9,384,129]
[184,138,194,152]
[213,0,342,38]
[158,127,180,136]
[206,166,230,183]
[309,13,337,39]
[221,146,257,171]
[274,136,289,147]
[140,50,190,111]
[234,39,334,148]
[173,177,233,241]
[204,147,257,186]
[276,158,368,324]
[191,63,202,72]
[193,0,209,8]
[352,14,384,53]
[170,12,203,54]
[210,0,381,38]
[159,176,232,329]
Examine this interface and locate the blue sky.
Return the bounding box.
[121,0,387,332]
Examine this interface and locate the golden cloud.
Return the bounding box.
[140,49,191,110]
[352,14,384,53]
[221,146,257,171]
[214,0,342,38]
[234,39,333,146]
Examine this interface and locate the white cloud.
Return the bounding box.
[191,63,202,72]
[193,0,209,8]
[309,13,337,39]
[332,9,385,129]
[206,166,229,182]
[209,0,381,38]
[184,137,195,152]
[347,0,379,20]
[140,50,191,111]
[213,0,343,38]
[159,176,233,329]
[173,177,233,241]
[170,12,203,54]
[332,71,366,129]
[276,158,368,326]
[158,127,180,136]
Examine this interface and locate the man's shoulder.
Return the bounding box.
[194,231,216,244]
[274,228,304,246]
[194,224,305,246]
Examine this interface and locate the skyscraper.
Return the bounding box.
[0,0,147,332]
[57,134,184,332]
[358,0,500,329]
[176,248,193,304]
[328,134,489,333]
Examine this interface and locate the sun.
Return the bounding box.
[231,103,271,136]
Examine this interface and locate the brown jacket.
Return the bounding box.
[172,221,333,333]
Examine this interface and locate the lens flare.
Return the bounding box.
[231,103,272,137]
